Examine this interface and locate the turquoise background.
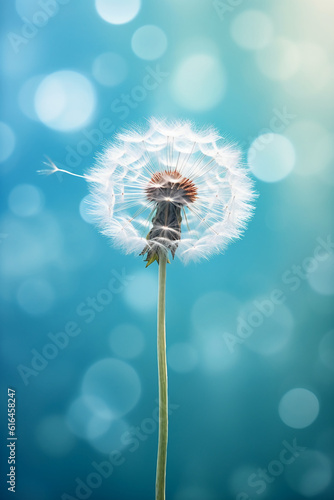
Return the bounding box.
[1,1,334,499]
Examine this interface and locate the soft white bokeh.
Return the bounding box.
[285,121,333,176]
[248,133,295,182]
[82,358,141,418]
[285,450,332,497]
[35,71,96,131]
[79,194,97,224]
[255,38,300,81]
[279,388,319,429]
[131,25,167,60]
[231,10,273,50]
[89,419,129,454]
[0,122,15,163]
[66,395,113,440]
[171,54,225,111]
[95,0,140,24]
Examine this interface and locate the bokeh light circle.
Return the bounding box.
[79,194,96,224]
[167,343,198,373]
[285,450,332,497]
[95,0,140,25]
[35,71,96,131]
[279,388,319,429]
[131,25,167,60]
[17,278,55,316]
[66,395,113,440]
[171,53,225,111]
[231,10,273,50]
[248,133,295,182]
[109,324,145,359]
[285,120,333,177]
[307,254,334,295]
[92,52,128,86]
[82,358,141,418]
[89,419,129,454]
[319,331,334,371]
[255,38,300,81]
[0,122,15,163]
[8,184,44,217]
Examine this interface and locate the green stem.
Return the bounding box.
[156,251,168,500]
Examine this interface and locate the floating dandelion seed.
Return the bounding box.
[42,118,256,500]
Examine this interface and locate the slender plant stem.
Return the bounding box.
[156,251,168,500]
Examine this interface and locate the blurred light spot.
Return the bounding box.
[18,75,45,121]
[123,271,157,312]
[8,184,44,217]
[319,331,334,371]
[308,254,334,295]
[168,343,198,373]
[0,122,15,163]
[17,278,55,315]
[95,0,140,25]
[231,10,273,50]
[241,301,294,356]
[109,323,145,359]
[171,53,225,111]
[248,133,295,182]
[285,121,333,177]
[255,38,300,81]
[35,71,96,131]
[131,25,167,60]
[279,388,319,429]
[284,42,331,97]
[36,415,75,457]
[92,52,128,86]
[66,395,113,439]
[89,419,129,454]
[285,450,332,497]
[79,194,96,224]
[82,358,141,418]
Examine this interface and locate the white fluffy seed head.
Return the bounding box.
[86,118,256,264]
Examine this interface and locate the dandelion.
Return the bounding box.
[42,118,256,500]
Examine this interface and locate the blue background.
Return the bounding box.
[1,1,334,499]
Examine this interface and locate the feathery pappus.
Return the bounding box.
[41,118,256,265]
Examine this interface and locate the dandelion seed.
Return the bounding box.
[42,118,256,500]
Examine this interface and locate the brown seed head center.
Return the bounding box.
[145,169,197,205]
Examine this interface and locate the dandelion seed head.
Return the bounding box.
[46,119,255,263]
[84,118,256,263]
